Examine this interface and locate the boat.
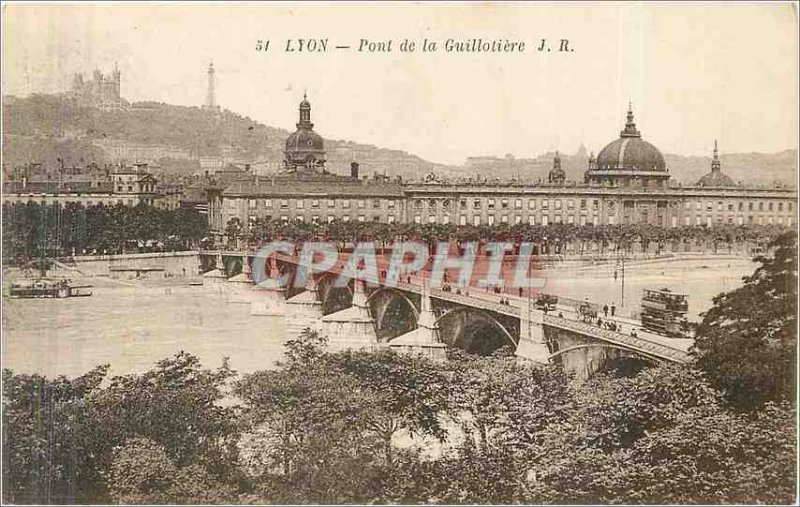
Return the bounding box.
[9,279,93,299]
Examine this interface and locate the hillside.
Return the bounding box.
[2,94,796,186]
[1,94,453,179]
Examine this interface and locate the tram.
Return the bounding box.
[640,288,689,338]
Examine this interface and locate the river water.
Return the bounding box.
[2,256,755,379]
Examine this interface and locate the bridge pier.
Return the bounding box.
[284,277,324,340]
[389,283,447,360]
[250,259,286,316]
[515,307,552,363]
[320,279,379,352]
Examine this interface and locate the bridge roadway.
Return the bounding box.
[207,250,692,364]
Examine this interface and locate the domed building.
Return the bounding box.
[284,93,326,173]
[585,105,671,189]
[548,151,566,185]
[696,141,736,188]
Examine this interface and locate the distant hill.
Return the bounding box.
[1,94,452,179]
[2,94,795,186]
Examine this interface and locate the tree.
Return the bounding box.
[86,352,241,498]
[692,231,797,409]
[2,365,108,504]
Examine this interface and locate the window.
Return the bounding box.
[312,215,319,224]
[388,215,396,224]
[501,199,509,210]
[717,201,723,211]
[387,200,395,210]
[685,201,691,210]
[788,202,793,212]
[684,216,690,226]
[373,216,381,222]
[567,215,574,224]
[311,199,319,209]
[414,215,421,224]
[696,201,702,210]
[473,215,481,226]
[727,203,733,211]
[428,199,437,209]
[296,200,304,209]
[473,199,482,209]
[749,202,754,211]
[738,202,743,211]
[343,200,351,209]
[515,199,522,210]
[528,215,535,225]
[358,200,365,209]
[528,199,536,210]
[428,216,436,224]
[249,199,257,209]
[442,215,450,224]
[265,199,273,209]
[592,200,598,210]
[541,215,549,226]
[414,199,423,209]
[706,202,713,212]
[280,199,289,209]
[459,215,467,225]
[542,200,549,210]
[769,202,774,211]
[281,215,288,222]
[501,215,508,224]
[488,199,496,210]
[327,215,335,223]
[343,215,350,222]
[488,215,495,225]
[555,199,562,210]
[328,199,336,208]
[296,216,304,223]
[358,215,365,222]
[515,215,522,224]
[567,199,575,210]
[759,202,764,211]
[127,186,133,192]
[459,199,467,210]
[373,199,381,209]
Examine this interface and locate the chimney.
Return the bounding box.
[350,161,359,179]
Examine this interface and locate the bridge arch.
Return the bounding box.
[435,306,518,354]
[548,343,662,364]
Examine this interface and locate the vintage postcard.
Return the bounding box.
[1,1,797,504]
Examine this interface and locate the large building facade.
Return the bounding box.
[208,97,797,244]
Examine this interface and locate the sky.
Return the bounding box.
[2,2,798,165]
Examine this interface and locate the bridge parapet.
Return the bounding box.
[543,314,689,363]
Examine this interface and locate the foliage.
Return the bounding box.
[692,231,797,409]
[1,366,108,504]
[2,201,208,263]
[107,437,236,504]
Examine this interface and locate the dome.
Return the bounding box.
[595,108,666,172]
[696,140,736,188]
[284,93,326,171]
[596,137,666,172]
[696,170,736,188]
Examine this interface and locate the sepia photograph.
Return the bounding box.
[1,1,798,504]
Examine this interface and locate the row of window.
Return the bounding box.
[415,197,603,211]
[684,200,793,212]
[249,215,396,224]
[407,214,793,227]
[240,198,399,211]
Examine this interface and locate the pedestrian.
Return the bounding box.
[603,304,608,317]
[407,275,411,284]
[519,287,523,297]
[597,317,603,327]
[611,303,616,317]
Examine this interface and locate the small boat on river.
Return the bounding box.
[9,279,93,299]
